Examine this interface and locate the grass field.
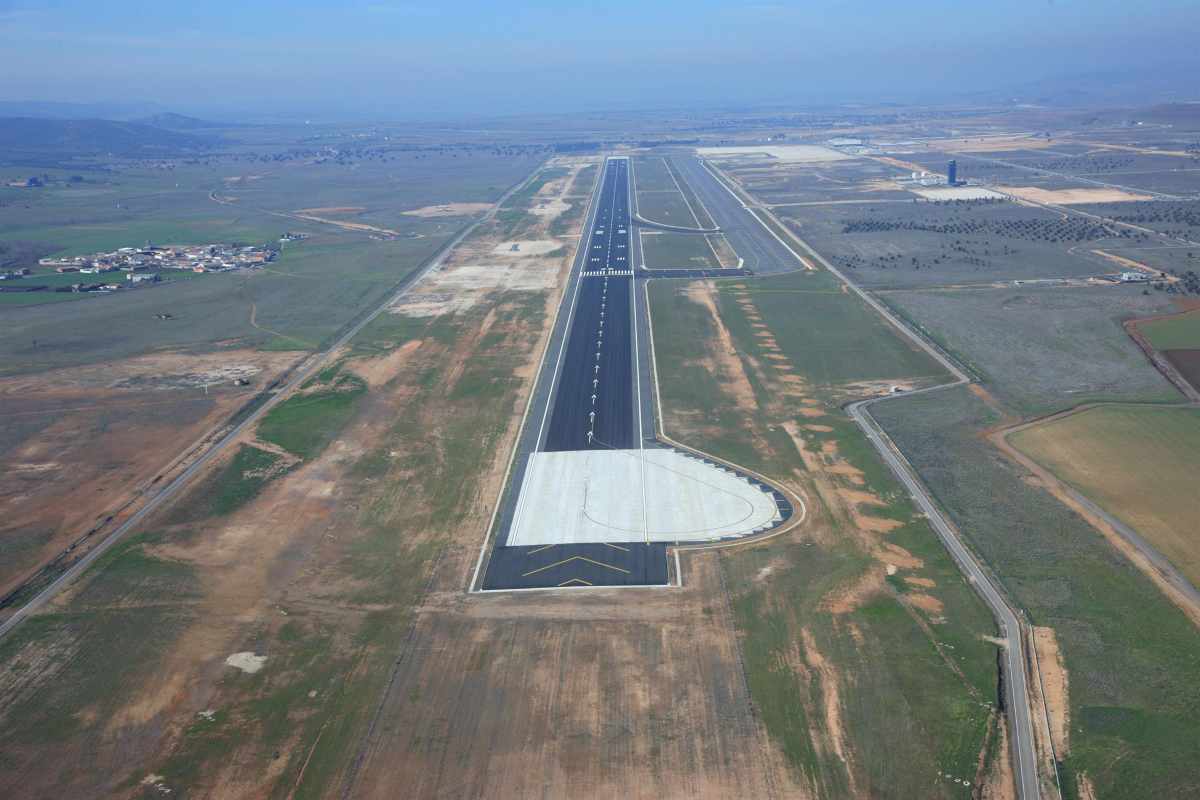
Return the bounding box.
[635,189,698,226]
[717,269,949,391]
[1011,405,1200,588]
[631,157,677,192]
[1139,308,1200,349]
[648,277,1003,796]
[872,387,1200,799]
[0,153,541,377]
[638,231,719,268]
[882,285,1179,414]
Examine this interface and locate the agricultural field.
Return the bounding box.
[1136,306,1200,390]
[647,273,1008,797]
[871,387,1200,800]
[1139,306,1200,348]
[1010,404,1200,588]
[881,285,1179,415]
[772,197,1149,290]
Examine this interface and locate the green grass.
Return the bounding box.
[631,157,677,192]
[171,444,293,524]
[1011,404,1200,588]
[649,276,1000,795]
[635,190,697,226]
[717,271,949,388]
[0,154,542,378]
[872,386,1200,798]
[0,532,199,747]
[1139,308,1200,349]
[880,286,1178,415]
[638,231,719,268]
[256,371,367,460]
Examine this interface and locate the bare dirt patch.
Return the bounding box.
[490,239,561,256]
[0,348,301,602]
[687,282,759,413]
[402,202,493,218]
[529,198,572,220]
[294,206,366,216]
[699,145,853,163]
[999,186,1154,205]
[1090,249,1157,274]
[1032,626,1070,756]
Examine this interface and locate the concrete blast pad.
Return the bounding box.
[509,449,781,546]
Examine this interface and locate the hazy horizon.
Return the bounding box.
[3,0,1200,119]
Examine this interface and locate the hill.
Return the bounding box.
[0,117,218,159]
[136,111,231,130]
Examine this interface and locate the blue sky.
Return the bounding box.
[2,1,1198,117]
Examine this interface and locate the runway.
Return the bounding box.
[476,156,794,591]
[666,155,803,275]
[543,158,635,451]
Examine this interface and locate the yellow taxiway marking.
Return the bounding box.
[528,544,557,554]
[603,542,631,552]
[558,578,594,587]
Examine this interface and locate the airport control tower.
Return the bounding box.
[947,160,958,186]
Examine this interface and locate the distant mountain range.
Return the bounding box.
[133,111,233,130]
[0,117,219,158]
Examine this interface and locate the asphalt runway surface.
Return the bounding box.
[543,158,635,451]
[482,157,671,589]
[668,155,803,275]
[479,155,798,591]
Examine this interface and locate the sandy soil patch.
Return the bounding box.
[905,592,944,615]
[1033,626,1070,755]
[294,206,366,216]
[529,198,572,220]
[999,186,1153,205]
[402,202,492,218]
[1090,249,1158,274]
[490,239,561,256]
[224,652,267,674]
[799,628,856,791]
[824,567,885,614]
[347,339,425,387]
[0,348,301,601]
[686,282,758,413]
[932,135,1055,153]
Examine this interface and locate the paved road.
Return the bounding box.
[0,166,544,642]
[694,158,1048,799]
